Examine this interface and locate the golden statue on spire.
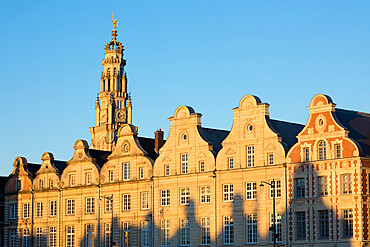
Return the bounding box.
[112,11,118,30]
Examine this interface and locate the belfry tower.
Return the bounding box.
[89,17,132,151]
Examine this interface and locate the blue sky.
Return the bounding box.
[0,1,369,175]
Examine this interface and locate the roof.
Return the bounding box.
[199,127,230,154]
[269,119,305,149]
[335,109,370,157]
[88,149,111,167]
[0,176,9,194]
[27,163,41,178]
[138,137,163,161]
[53,160,68,173]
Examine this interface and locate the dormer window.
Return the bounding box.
[49,179,54,188]
[318,141,326,160]
[39,179,44,189]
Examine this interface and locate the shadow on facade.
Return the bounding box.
[282,163,351,246]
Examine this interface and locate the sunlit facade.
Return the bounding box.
[3,19,370,247]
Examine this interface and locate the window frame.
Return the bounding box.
[200,186,211,204]
[123,194,131,211]
[223,184,234,202]
[161,190,171,207]
[181,153,188,174]
[246,214,257,244]
[246,182,257,200]
[247,145,255,167]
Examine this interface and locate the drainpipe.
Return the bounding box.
[31,189,34,247]
[212,169,217,247]
[151,177,154,247]
[58,188,61,247]
[284,163,288,247]
[98,185,101,247]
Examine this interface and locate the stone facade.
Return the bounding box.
[3,20,370,247]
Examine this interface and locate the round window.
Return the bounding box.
[247,124,254,132]
[318,119,324,126]
[182,134,188,141]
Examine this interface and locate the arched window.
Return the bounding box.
[318,141,326,160]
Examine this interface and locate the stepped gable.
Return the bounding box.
[269,119,304,149]
[199,127,230,154]
[335,108,370,157]
[88,149,111,167]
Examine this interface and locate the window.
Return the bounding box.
[318,176,328,196]
[181,154,188,174]
[246,182,257,200]
[9,229,16,247]
[9,204,17,219]
[49,179,54,188]
[105,196,112,212]
[343,209,353,238]
[17,179,22,191]
[247,145,255,167]
[164,165,170,176]
[23,228,30,247]
[36,202,43,217]
[39,179,44,189]
[85,224,94,247]
[86,172,91,185]
[270,180,281,198]
[23,203,30,218]
[318,141,326,160]
[85,197,95,214]
[180,188,190,205]
[123,222,130,247]
[123,162,131,180]
[139,167,144,179]
[268,153,274,165]
[228,158,234,169]
[123,194,131,211]
[270,213,282,243]
[303,147,310,162]
[141,221,149,247]
[296,212,306,240]
[105,224,111,247]
[200,186,211,203]
[49,226,57,247]
[199,161,205,172]
[35,227,42,247]
[66,199,75,215]
[141,192,149,210]
[180,218,190,246]
[109,170,114,182]
[161,219,170,246]
[224,216,234,244]
[161,190,170,206]
[335,144,342,158]
[319,210,329,239]
[69,174,75,186]
[50,200,57,217]
[201,217,210,245]
[295,178,305,198]
[342,174,352,194]
[223,184,234,202]
[246,214,257,244]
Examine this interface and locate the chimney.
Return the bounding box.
[154,129,164,154]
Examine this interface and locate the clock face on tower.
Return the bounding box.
[115,109,126,123]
